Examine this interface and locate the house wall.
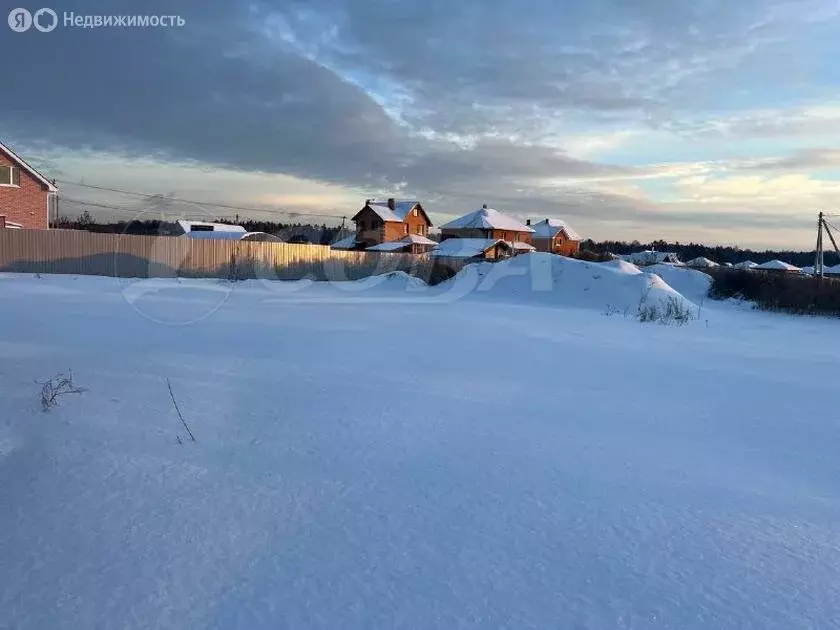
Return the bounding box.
[383,221,408,243]
[0,150,49,229]
[534,234,580,256]
[404,209,430,236]
[354,206,386,246]
[489,229,532,244]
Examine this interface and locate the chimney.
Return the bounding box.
[365,199,371,205]
[387,198,395,210]
[482,203,488,209]
[526,219,531,226]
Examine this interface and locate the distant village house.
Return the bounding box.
[529,218,581,256]
[351,198,432,248]
[440,205,534,248]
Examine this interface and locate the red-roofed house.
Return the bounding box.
[0,142,58,230]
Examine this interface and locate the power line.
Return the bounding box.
[56,179,347,220]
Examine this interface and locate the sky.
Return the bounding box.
[2,0,840,248]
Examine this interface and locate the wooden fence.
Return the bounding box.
[0,229,462,282]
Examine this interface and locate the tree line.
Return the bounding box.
[56,213,345,245]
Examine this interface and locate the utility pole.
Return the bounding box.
[816,211,825,277]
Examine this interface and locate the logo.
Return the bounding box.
[7,7,32,31]
[8,7,57,32]
[33,7,56,32]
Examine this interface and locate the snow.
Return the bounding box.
[399,233,437,245]
[5,263,840,629]
[366,200,421,222]
[733,260,759,269]
[644,263,713,303]
[686,256,718,268]
[620,250,682,265]
[529,218,582,241]
[756,259,801,272]
[440,207,534,232]
[509,240,536,251]
[440,254,698,315]
[367,234,438,251]
[431,237,504,258]
[330,234,358,250]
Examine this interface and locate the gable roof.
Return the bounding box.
[352,199,430,224]
[431,238,509,258]
[0,142,57,192]
[530,218,581,241]
[441,206,534,233]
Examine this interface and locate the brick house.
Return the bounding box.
[440,205,534,246]
[351,198,433,248]
[529,218,581,256]
[0,142,58,230]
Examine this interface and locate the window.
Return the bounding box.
[412,208,418,217]
[403,224,408,235]
[0,166,19,187]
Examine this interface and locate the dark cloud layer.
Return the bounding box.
[1,0,836,230]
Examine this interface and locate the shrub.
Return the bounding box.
[38,370,86,411]
[575,249,616,263]
[708,269,840,316]
[637,296,695,326]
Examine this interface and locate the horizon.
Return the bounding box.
[3,1,840,250]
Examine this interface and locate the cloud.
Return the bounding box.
[1,0,839,248]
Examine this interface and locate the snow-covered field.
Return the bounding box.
[3,255,840,629]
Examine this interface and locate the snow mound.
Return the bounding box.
[756,259,801,272]
[645,264,712,303]
[442,253,698,319]
[602,259,644,275]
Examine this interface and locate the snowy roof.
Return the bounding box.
[686,257,718,268]
[330,235,358,250]
[440,207,534,233]
[177,219,246,234]
[362,199,423,222]
[400,233,437,245]
[825,264,840,275]
[530,218,582,241]
[431,238,507,258]
[733,260,758,269]
[366,234,437,252]
[756,260,801,271]
[510,241,536,251]
[621,251,681,265]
